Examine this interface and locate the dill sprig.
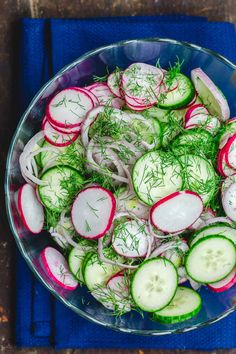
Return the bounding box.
[93,66,110,82]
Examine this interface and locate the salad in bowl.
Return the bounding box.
[6,40,236,333]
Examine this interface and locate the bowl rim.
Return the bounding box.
[5,37,236,335]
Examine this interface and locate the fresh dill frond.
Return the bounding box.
[93,66,110,82]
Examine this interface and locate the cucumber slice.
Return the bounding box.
[83,249,124,291]
[131,257,178,312]
[68,240,96,282]
[130,115,162,147]
[190,224,236,246]
[153,286,202,324]
[179,154,216,205]
[38,165,84,212]
[159,73,195,110]
[41,139,85,171]
[185,235,236,283]
[172,129,216,160]
[132,150,183,206]
[141,106,170,123]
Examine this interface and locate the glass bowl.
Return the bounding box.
[5,38,236,335]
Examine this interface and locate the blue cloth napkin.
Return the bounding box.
[16,16,236,349]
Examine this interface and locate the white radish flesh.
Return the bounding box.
[225,135,236,169]
[71,186,116,239]
[112,219,150,258]
[185,104,208,122]
[17,184,44,234]
[222,183,236,221]
[208,269,236,292]
[47,87,94,128]
[43,119,79,147]
[150,191,203,233]
[107,71,123,98]
[41,247,78,290]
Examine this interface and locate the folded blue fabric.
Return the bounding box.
[16,16,236,349]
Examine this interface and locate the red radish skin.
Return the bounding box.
[43,115,81,135]
[107,274,129,293]
[47,118,81,134]
[107,71,123,98]
[47,87,95,128]
[191,68,230,121]
[17,184,44,234]
[77,87,99,106]
[122,63,163,105]
[150,190,203,233]
[217,146,236,177]
[185,113,209,128]
[124,94,154,110]
[71,186,116,239]
[88,83,125,109]
[184,92,198,108]
[41,247,78,290]
[185,104,208,123]
[43,119,79,147]
[208,269,236,292]
[185,124,199,131]
[224,135,236,169]
[106,271,124,285]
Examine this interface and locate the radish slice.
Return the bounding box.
[88,82,124,108]
[225,135,236,169]
[107,71,123,98]
[185,114,220,135]
[122,63,163,105]
[217,147,236,177]
[81,87,99,106]
[47,118,81,134]
[47,87,94,128]
[183,92,198,109]
[185,113,209,127]
[191,68,230,121]
[150,191,203,233]
[88,83,112,103]
[124,94,154,110]
[40,247,78,290]
[17,183,44,234]
[92,272,132,312]
[112,219,150,258]
[208,268,236,292]
[107,273,128,294]
[222,183,236,221]
[185,104,208,122]
[43,119,79,147]
[71,186,116,239]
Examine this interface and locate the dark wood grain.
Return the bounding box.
[1,0,236,353]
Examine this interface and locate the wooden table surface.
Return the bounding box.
[1,0,236,353]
